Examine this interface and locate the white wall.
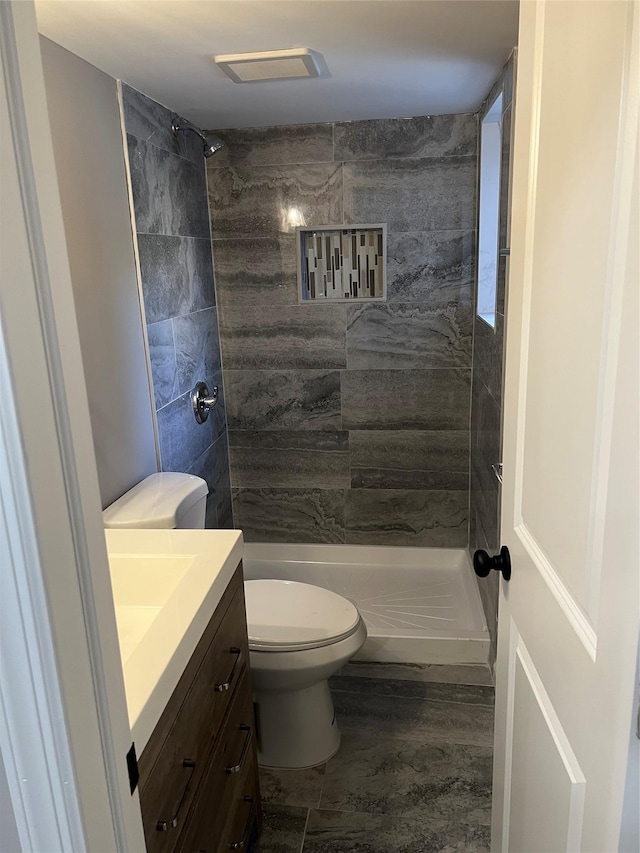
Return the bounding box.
[39,37,157,508]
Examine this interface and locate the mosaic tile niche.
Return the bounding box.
[299,226,386,301]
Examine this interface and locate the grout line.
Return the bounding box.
[299,807,311,853]
[317,767,326,810]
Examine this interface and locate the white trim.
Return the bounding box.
[498,617,518,853]
[0,6,128,847]
[0,321,86,852]
[583,0,640,625]
[511,0,545,535]
[515,638,587,852]
[516,523,597,660]
[116,79,161,470]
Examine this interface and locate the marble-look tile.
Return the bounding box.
[491,312,505,407]
[127,134,210,237]
[344,489,468,547]
[211,236,298,307]
[172,307,221,397]
[137,234,215,324]
[220,304,347,370]
[334,114,477,161]
[339,661,493,687]
[216,490,234,529]
[121,83,202,165]
[156,391,213,472]
[225,370,342,431]
[254,804,308,853]
[207,162,343,239]
[386,230,475,304]
[482,51,516,116]
[503,51,516,109]
[470,459,499,554]
[209,123,333,167]
[207,367,228,444]
[232,488,346,544]
[146,319,177,409]
[470,373,501,474]
[342,369,470,431]
[346,303,472,370]
[303,808,491,853]
[329,676,494,707]
[349,430,469,490]
[187,432,232,527]
[229,430,349,489]
[259,764,326,809]
[472,317,503,408]
[343,156,476,233]
[321,730,492,818]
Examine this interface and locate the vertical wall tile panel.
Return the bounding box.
[343,156,477,233]
[137,234,215,324]
[122,84,232,528]
[126,134,210,237]
[334,114,478,161]
[207,162,343,239]
[146,319,177,409]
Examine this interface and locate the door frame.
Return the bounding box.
[0,1,145,848]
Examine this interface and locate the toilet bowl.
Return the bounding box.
[244,579,367,769]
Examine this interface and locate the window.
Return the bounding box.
[477,92,503,328]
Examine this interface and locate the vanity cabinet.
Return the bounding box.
[138,564,261,853]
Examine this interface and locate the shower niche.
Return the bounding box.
[297,225,386,302]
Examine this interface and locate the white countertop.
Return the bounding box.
[105,528,243,752]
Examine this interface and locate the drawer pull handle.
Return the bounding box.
[215,647,242,693]
[156,759,196,832]
[226,725,252,774]
[229,797,254,850]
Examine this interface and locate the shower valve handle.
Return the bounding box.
[192,381,218,424]
[473,546,511,582]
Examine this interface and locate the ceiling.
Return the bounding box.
[35,0,519,130]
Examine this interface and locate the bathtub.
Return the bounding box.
[242,544,489,667]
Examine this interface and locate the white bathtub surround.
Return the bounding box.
[243,544,489,667]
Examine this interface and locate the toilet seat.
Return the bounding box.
[244,579,361,652]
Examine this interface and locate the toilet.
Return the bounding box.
[103,471,209,530]
[103,472,367,769]
[244,579,367,769]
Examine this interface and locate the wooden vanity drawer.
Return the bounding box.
[176,672,259,853]
[140,567,251,853]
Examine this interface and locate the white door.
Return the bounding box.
[492,1,639,851]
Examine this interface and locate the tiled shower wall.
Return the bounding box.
[469,53,516,661]
[121,84,232,528]
[207,115,478,545]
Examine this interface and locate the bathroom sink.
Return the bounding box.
[109,554,195,608]
[105,528,243,750]
[110,554,196,663]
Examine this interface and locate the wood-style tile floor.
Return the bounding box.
[253,675,495,853]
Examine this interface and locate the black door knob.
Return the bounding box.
[473,545,511,581]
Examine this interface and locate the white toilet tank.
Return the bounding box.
[103,472,208,529]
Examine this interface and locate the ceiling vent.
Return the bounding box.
[214,48,322,83]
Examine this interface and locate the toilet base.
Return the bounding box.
[254,680,341,769]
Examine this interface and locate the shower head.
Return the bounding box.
[171,117,225,159]
[203,132,225,158]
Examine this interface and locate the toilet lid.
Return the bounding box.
[244,580,360,651]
